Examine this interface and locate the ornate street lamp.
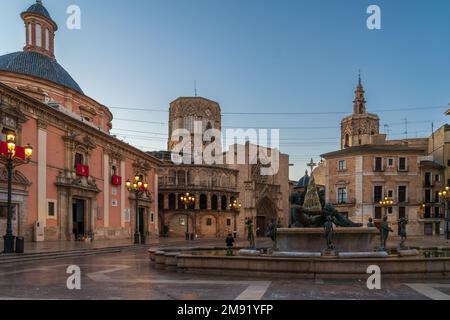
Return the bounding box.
[438,186,450,240]
[126,174,149,245]
[379,197,394,218]
[228,199,242,238]
[180,193,195,240]
[2,133,33,253]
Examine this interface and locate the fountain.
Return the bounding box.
[149,174,450,279]
[277,174,378,255]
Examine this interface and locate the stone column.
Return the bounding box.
[37,121,47,238]
[207,193,211,210]
[195,194,200,210]
[103,153,110,228]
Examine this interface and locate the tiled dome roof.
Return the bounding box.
[0,51,84,94]
[296,172,310,189]
[23,1,52,20]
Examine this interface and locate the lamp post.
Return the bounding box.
[125,175,149,245]
[438,186,450,240]
[228,199,241,238]
[180,193,195,240]
[379,197,394,218]
[2,133,33,253]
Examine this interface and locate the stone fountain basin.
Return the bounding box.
[149,247,450,280]
[277,227,379,252]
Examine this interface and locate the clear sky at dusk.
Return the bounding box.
[1,0,450,180]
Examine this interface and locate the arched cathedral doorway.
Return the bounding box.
[255,197,277,237]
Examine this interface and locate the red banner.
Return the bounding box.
[111,175,122,186]
[76,164,89,177]
[0,141,26,160]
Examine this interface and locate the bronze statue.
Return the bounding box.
[367,217,375,228]
[289,192,362,228]
[225,233,235,256]
[398,217,408,249]
[324,216,335,249]
[380,216,394,251]
[323,203,363,228]
[246,218,255,248]
[267,218,280,249]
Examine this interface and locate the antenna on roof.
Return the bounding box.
[194,80,198,97]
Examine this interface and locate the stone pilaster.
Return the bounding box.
[103,153,110,227]
[37,122,47,235]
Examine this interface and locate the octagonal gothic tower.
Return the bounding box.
[167,97,222,159]
[340,75,380,149]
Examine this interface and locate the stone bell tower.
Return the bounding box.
[340,74,380,149]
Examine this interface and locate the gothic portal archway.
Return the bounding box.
[256,197,277,237]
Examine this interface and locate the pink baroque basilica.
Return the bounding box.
[0,1,162,241]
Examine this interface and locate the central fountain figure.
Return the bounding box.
[290,174,362,228]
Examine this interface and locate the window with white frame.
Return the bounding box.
[398,157,407,171]
[36,24,42,47]
[47,200,57,219]
[45,28,50,50]
[387,190,394,198]
[387,158,394,167]
[337,187,347,204]
[338,160,346,171]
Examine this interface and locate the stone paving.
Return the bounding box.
[0,247,449,300]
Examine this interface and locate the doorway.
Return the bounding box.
[138,207,145,235]
[256,216,266,237]
[256,197,277,237]
[72,199,85,240]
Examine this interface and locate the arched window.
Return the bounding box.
[74,153,84,169]
[200,194,207,210]
[45,28,50,50]
[168,194,176,210]
[221,196,227,210]
[36,24,42,47]
[359,103,364,114]
[211,195,218,210]
[177,170,186,185]
[187,170,192,185]
[344,134,350,147]
[168,170,176,185]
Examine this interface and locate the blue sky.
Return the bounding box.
[1,0,450,180]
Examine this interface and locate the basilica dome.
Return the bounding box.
[0,1,83,94]
[0,51,84,94]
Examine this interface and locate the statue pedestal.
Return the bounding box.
[321,249,338,258]
[277,228,379,253]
